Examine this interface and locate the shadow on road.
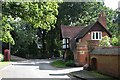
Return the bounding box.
[12,59,61,70]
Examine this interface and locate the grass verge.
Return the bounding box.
[51,60,66,68]
[51,60,74,68]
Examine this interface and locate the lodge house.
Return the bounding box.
[61,12,120,78]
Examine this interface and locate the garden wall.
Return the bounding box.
[90,47,120,78]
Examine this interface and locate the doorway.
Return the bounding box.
[91,58,97,70]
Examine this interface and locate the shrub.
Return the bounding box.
[65,60,74,67]
[99,36,111,47]
[0,53,4,62]
[66,50,74,60]
[51,60,75,68]
[51,60,66,68]
[111,36,120,46]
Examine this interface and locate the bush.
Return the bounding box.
[111,36,120,46]
[99,36,111,47]
[0,53,4,62]
[65,60,74,67]
[51,60,66,68]
[51,60,75,68]
[66,50,74,60]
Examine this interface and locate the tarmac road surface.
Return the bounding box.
[0,59,83,80]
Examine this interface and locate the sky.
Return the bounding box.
[104,0,120,10]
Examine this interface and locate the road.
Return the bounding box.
[0,59,83,80]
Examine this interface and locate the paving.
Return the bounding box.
[0,59,83,80]
[69,70,118,80]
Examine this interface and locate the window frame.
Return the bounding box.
[91,31,102,40]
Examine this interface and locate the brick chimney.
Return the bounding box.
[98,12,106,28]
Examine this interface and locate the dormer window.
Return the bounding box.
[91,31,102,40]
[62,38,69,49]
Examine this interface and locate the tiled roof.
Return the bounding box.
[90,47,120,55]
[61,21,112,40]
[75,21,112,40]
[61,25,84,39]
[75,23,94,40]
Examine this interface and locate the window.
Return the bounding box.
[62,38,69,49]
[91,31,102,40]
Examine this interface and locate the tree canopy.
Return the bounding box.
[0,16,15,45]
[1,2,59,45]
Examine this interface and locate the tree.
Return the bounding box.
[111,37,119,46]
[2,2,58,30]
[0,16,15,45]
[1,2,59,43]
[11,20,38,58]
[1,2,59,58]
[57,2,104,26]
[111,7,120,46]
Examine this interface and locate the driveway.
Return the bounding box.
[0,59,83,79]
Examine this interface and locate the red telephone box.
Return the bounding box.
[4,49,10,61]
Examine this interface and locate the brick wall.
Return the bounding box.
[81,31,109,42]
[81,32,91,42]
[74,41,88,66]
[90,47,120,78]
[90,54,120,78]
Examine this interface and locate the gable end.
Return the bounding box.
[75,21,112,41]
